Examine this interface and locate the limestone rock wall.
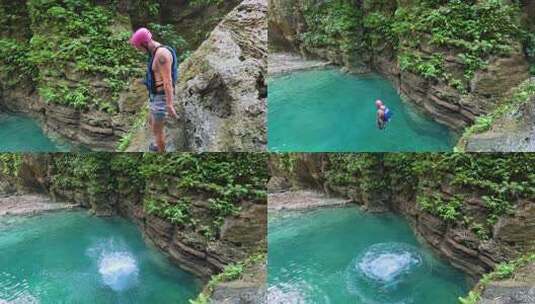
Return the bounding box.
[177,0,267,152]
[268,1,531,132]
[6,155,267,282]
[115,175,267,280]
[126,0,268,152]
[462,90,535,152]
[268,0,369,72]
[267,154,535,279]
[476,261,535,304]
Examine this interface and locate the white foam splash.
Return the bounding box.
[359,251,421,283]
[98,251,139,291]
[345,243,427,304]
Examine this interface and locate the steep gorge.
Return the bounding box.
[268,153,535,303]
[0,153,267,303]
[268,0,535,151]
[0,0,266,152]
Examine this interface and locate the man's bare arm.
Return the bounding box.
[158,50,178,118]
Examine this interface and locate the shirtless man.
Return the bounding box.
[130,28,178,152]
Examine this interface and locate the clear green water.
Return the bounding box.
[268,207,470,304]
[268,69,457,152]
[0,211,201,303]
[0,113,70,152]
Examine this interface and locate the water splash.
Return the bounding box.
[98,251,139,291]
[358,247,422,283]
[346,242,429,304]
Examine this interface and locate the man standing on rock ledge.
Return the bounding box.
[130,27,179,152]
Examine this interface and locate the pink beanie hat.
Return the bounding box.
[130,28,152,47]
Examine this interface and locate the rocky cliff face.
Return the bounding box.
[268,0,369,72]
[268,1,532,134]
[1,0,261,152]
[268,154,535,280]
[126,0,241,49]
[476,261,535,304]
[0,154,267,302]
[126,0,268,152]
[461,83,535,152]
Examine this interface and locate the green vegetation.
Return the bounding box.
[50,153,114,197]
[116,105,149,152]
[189,252,266,304]
[459,253,535,304]
[525,31,535,75]
[26,0,144,112]
[393,0,522,92]
[299,0,526,93]
[300,0,363,56]
[0,39,37,87]
[0,1,196,113]
[285,153,535,240]
[387,153,535,239]
[325,153,384,192]
[48,153,268,237]
[0,154,23,177]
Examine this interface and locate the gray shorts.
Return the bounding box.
[149,94,167,121]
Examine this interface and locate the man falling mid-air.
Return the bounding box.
[375,99,393,130]
[130,28,179,152]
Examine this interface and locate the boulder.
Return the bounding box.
[478,262,535,304]
[177,0,267,151]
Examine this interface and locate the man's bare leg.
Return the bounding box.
[151,115,166,152]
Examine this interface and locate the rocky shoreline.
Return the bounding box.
[268,190,352,211]
[0,154,268,303]
[0,194,79,216]
[268,53,332,76]
[267,154,535,303]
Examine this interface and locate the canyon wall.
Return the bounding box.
[1,0,266,152]
[127,0,268,152]
[268,154,535,282]
[0,154,267,302]
[268,1,533,138]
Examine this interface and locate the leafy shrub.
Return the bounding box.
[25,0,144,111]
[300,0,363,54]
